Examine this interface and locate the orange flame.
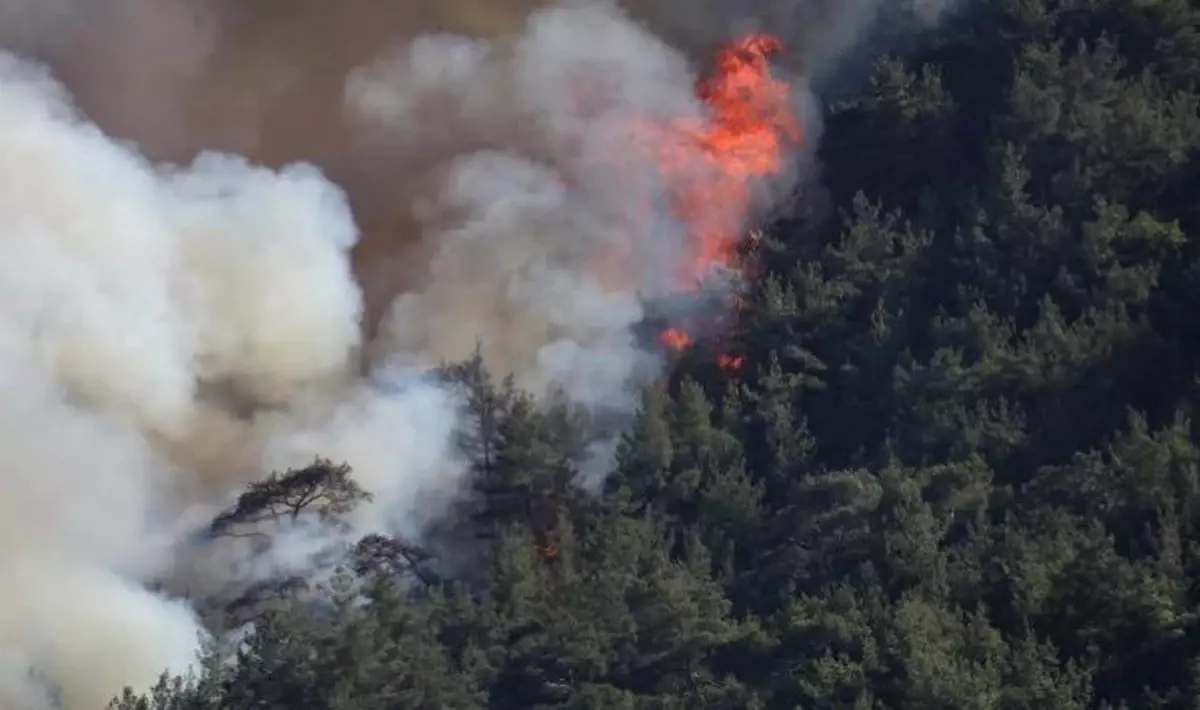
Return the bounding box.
[717,353,746,371]
[650,34,800,369]
[659,327,693,351]
[649,34,801,289]
[580,34,800,370]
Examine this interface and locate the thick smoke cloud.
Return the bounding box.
[347,4,708,408]
[0,50,459,709]
[0,0,943,707]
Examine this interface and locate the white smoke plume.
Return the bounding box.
[0,51,461,709]
[0,0,946,707]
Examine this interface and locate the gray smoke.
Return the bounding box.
[0,0,946,707]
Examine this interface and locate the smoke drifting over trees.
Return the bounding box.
[9,0,1195,708]
[0,0,889,706]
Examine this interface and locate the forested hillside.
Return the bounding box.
[115,0,1200,707]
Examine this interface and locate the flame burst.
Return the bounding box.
[645,34,801,368]
[653,34,800,285]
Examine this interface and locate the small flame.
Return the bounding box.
[717,353,745,371]
[659,327,693,351]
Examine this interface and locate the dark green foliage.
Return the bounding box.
[116,0,1200,707]
[209,459,370,537]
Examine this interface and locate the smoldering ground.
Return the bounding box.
[0,0,950,707]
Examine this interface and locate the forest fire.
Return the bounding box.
[658,326,693,351]
[638,34,801,369]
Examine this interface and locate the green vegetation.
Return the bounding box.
[114,0,1200,707]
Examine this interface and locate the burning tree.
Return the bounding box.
[608,34,802,370]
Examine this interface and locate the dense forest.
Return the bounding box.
[113,0,1200,707]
